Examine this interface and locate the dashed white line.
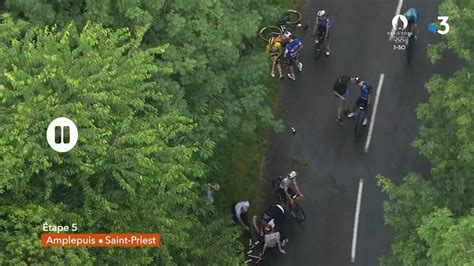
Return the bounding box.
[364,73,384,153]
[351,178,364,263]
[389,0,404,40]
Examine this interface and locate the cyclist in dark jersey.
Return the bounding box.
[253,204,288,244]
[283,32,303,81]
[313,10,331,56]
[347,77,372,126]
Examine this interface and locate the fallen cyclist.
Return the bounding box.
[253,204,288,246]
[260,221,287,256]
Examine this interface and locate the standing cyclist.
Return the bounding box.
[403,8,419,39]
[347,77,372,126]
[313,10,331,56]
[284,32,303,81]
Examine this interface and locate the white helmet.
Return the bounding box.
[289,171,297,179]
[317,10,326,17]
[283,31,292,38]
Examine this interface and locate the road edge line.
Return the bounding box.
[364,73,385,153]
[351,178,364,263]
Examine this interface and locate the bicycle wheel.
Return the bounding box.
[290,202,306,222]
[279,10,302,25]
[258,26,282,41]
[314,40,322,61]
[406,37,414,64]
[354,109,365,141]
[272,179,285,202]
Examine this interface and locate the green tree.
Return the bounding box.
[377,174,439,265]
[0,15,241,264]
[417,208,474,265]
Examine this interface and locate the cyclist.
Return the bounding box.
[313,10,331,56]
[254,204,287,244]
[403,8,419,39]
[260,224,286,256]
[266,37,284,79]
[231,201,250,231]
[283,32,303,81]
[278,171,304,207]
[347,77,372,126]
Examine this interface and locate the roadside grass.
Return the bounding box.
[213,0,306,216]
[213,78,285,217]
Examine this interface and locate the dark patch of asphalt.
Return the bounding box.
[258,0,462,265]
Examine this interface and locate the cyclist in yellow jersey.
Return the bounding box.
[266,37,284,79]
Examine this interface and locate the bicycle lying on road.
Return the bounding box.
[258,10,306,41]
[245,238,266,265]
[272,176,306,222]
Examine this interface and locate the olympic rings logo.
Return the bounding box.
[392,36,407,43]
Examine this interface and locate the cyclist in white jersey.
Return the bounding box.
[279,171,304,206]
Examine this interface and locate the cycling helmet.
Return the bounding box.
[283,31,292,38]
[404,8,417,24]
[289,171,297,179]
[317,10,326,17]
[352,77,365,86]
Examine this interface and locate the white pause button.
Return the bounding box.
[46,117,78,153]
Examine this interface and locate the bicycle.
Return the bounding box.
[271,176,306,222]
[245,238,264,265]
[313,31,325,61]
[258,10,304,41]
[353,106,368,141]
[406,32,415,64]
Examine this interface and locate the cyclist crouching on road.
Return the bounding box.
[347,77,372,126]
[254,204,288,245]
[283,32,303,81]
[266,37,284,79]
[231,200,251,232]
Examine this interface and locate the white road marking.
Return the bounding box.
[364,73,384,153]
[389,0,404,40]
[351,178,364,263]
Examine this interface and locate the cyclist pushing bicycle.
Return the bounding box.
[347,77,372,126]
[312,10,331,56]
[278,171,304,206]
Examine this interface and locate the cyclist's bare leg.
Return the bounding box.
[276,60,283,77]
[270,56,277,76]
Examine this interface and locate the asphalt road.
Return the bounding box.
[260,0,461,265]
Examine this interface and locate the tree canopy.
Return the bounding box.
[0,0,291,264]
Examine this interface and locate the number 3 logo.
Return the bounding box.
[437,16,450,35]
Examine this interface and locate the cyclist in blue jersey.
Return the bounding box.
[313,10,331,56]
[403,8,419,39]
[347,77,372,126]
[283,32,303,81]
